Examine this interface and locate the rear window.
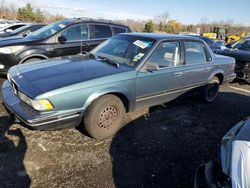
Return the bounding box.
[113,26,127,34]
[93,25,112,39]
[184,41,207,64]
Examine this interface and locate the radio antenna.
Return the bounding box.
[80,17,83,61]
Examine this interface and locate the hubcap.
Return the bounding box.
[99,106,119,129]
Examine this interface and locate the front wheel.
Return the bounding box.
[83,94,125,139]
[201,77,220,103]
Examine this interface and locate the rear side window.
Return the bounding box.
[184,42,207,64]
[113,26,127,34]
[93,25,112,39]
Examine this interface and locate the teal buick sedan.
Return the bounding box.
[2,33,236,139]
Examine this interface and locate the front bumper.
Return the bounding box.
[2,80,82,130]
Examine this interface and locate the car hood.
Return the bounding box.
[0,35,37,46]
[216,48,250,61]
[10,56,133,98]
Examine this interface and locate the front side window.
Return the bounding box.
[94,25,112,39]
[28,19,74,39]
[61,24,88,42]
[91,35,155,67]
[184,41,207,64]
[147,42,180,68]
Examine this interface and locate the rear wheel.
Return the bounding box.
[84,94,125,139]
[201,77,220,103]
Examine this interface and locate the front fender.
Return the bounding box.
[82,86,134,112]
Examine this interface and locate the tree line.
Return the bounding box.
[0,1,65,23]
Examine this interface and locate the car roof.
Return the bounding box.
[119,32,204,41]
[64,18,130,28]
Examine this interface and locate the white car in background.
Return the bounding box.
[0,19,10,28]
[0,23,28,34]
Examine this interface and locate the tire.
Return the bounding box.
[201,77,220,103]
[84,94,125,139]
[23,58,42,64]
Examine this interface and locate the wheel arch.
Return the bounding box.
[208,70,225,85]
[19,54,49,64]
[82,90,132,114]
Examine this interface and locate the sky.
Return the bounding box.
[6,0,250,25]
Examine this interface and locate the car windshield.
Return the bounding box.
[91,35,155,67]
[231,38,250,50]
[28,20,73,39]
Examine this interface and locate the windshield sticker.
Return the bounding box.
[133,53,145,62]
[133,40,149,49]
[58,24,66,28]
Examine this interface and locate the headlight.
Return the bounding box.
[0,46,25,54]
[7,73,11,82]
[18,92,54,111]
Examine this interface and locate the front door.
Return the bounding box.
[135,41,184,109]
[53,24,90,57]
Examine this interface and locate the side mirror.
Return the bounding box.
[57,35,67,44]
[141,62,160,72]
[5,29,13,33]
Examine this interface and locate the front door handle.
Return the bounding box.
[174,72,183,77]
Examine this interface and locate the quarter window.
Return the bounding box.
[147,42,180,68]
[113,26,127,34]
[184,42,207,64]
[94,25,112,39]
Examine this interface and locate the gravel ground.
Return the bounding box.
[0,77,249,188]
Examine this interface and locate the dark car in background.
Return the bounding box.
[0,18,131,74]
[216,37,250,83]
[0,24,46,38]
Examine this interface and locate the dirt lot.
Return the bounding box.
[0,77,249,188]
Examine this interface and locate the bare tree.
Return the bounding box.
[154,11,170,24]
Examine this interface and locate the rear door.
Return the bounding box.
[180,41,213,92]
[87,24,114,51]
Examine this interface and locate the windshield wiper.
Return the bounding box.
[97,56,120,68]
[81,51,96,59]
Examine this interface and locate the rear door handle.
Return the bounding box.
[174,72,183,77]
